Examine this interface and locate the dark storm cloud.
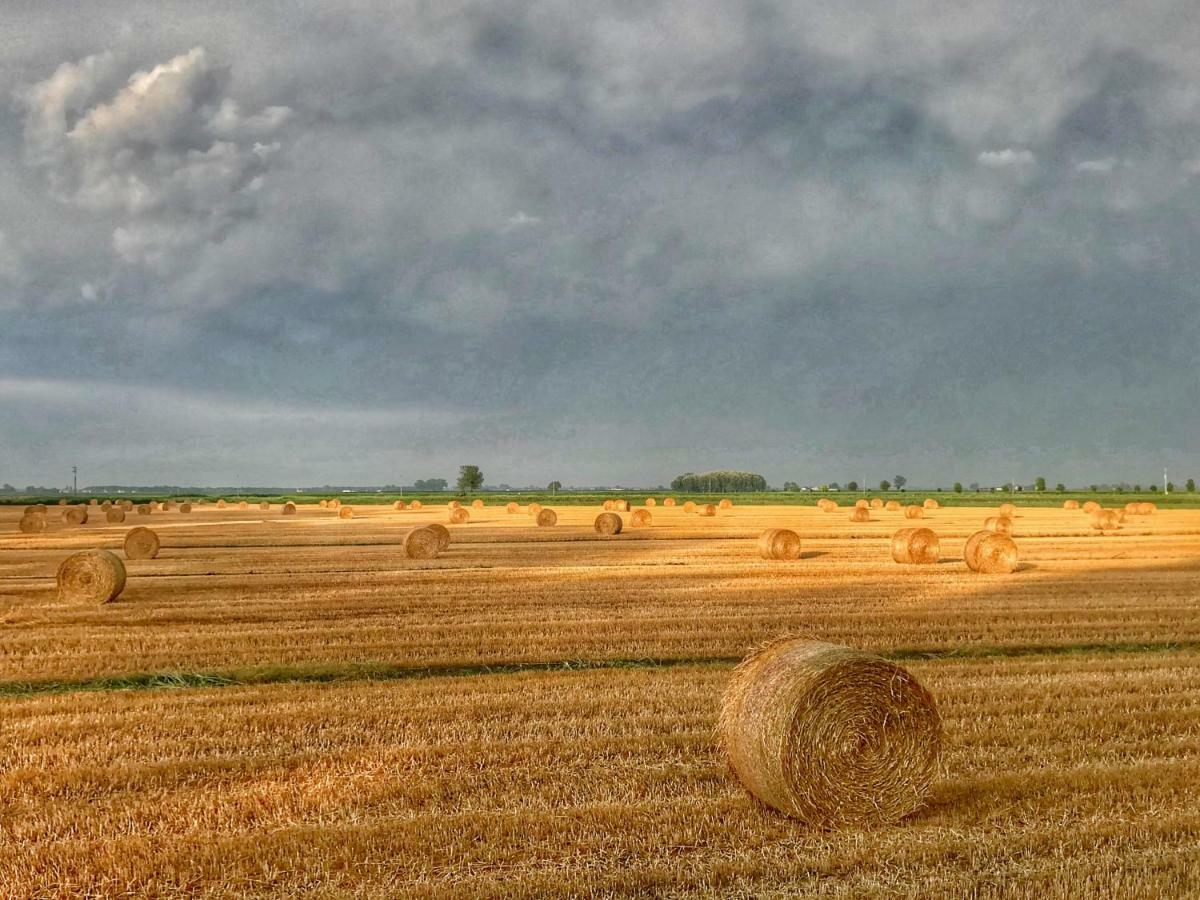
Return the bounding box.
[1,1,1198,487]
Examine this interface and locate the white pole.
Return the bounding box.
[1164,468,1169,495]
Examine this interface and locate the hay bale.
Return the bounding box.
[822,500,838,512]
[855,499,869,510]
[528,503,543,515]
[645,498,657,507]
[903,505,923,519]
[630,509,652,527]
[885,500,901,511]
[64,507,88,526]
[1081,500,1099,514]
[260,501,270,511]
[449,500,461,509]
[757,528,801,561]
[970,533,1019,574]
[393,500,407,511]
[613,499,631,512]
[105,508,126,524]
[449,508,470,524]
[698,503,717,517]
[136,505,151,516]
[216,500,227,509]
[162,501,175,511]
[719,499,733,510]
[535,508,557,527]
[849,507,871,523]
[319,500,328,508]
[602,499,615,511]
[719,637,941,826]
[410,500,422,510]
[18,513,46,534]
[58,499,68,506]
[426,523,451,550]
[923,498,939,510]
[963,530,990,572]
[89,499,98,506]
[1064,500,1080,510]
[506,502,519,513]
[121,500,134,511]
[57,550,126,604]
[983,516,1013,534]
[870,498,883,509]
[594,512,623,535]
[891,527,940,564]
[402,526,441,559]
[330,499,341,509]
[101,501,112,511]
[282,502,296,516]
[1090,509,1121,531]
[998,503,1016,518]
[1138,502,1156,515]
[682,501,697,513]
[338,506,355,520]
[237,501,248,510]
[663,498,677,507]
[179,503,192,514]
[124,526,160,560]
[472,499,484,509]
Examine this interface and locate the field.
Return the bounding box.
[3,500,1200,896]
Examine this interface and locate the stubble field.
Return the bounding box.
[2,500,1199,896]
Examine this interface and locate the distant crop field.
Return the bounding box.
[2,499,1200,895]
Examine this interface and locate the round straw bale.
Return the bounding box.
[1115,508,1127,523]
[402,526,441,559]
[535,508,557,527]
[57,550,126,604]
[64,507,88,526]
[121,500,134,511]
[971,533,1019,574]
[903,505,923,519]
[105,507,126,524]
[136,505,151,516]
[124,526,160,560]
[319,500,328,508]
[329,499,340,509]
[338,506,355,520]
[855,499,869,509]
[18,513,46,534]
[1064,499,1080,510]
[410,500,422,510]
[923,498,939,510]
[58,499,68,506]
[602,499,615,511]
[89,499,98,506]
[719,637,941,827]
[426,523,451,550]
[998,503,1016,518]
[101,501,112,511]
[237,501,248,510]
[216,500,227,509]
[1081,500,1099,514]
[698,503,717,517]
[471,499,484,509]
[33,504,48,514]
[891,527,940,564]
[179,503,192,514]
[983,516,1013,534]
[282,502,296,515]
[161,501,175,511]
[630,509,652,527]
[963,530,990,572]
[506,502,519,513]
[449,507,470,524]
[719,499,733,510]
[528,503,542,515]
[849,507,871,523]
[823,500,839,512]
[1090,509,1121,531]
[449,500,461,509]
[870,498,883,509]
[393,500,407,511]
[682,501,697,513]
[645,498,657,507]
[260,502,270,511]
[1138,502,1156,515]
[757,528,801,561]
[594,512,623,535]
[613,500,631,512]
[663,498,677,507]
[885,500,901,511]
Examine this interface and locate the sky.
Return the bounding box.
[1,0,1198,489]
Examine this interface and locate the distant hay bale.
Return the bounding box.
[983,516,1013,534]
[630,509,652,527]
[217,500,227,509]
[923,498,939,510]
[719,637,942,827]
[903,505,923,519]
[449,507,470,524]
[338,506,355,520]
[870,498,883,509]
[682,501,697,513]
[124,526,160,560]
[998,503,1016,518]
[162,501,175,511]
[426,523,451,550]
[329,499,341,509]
[101,501,112,511]
[121,500,134,511]
[472,499,484,509]
[849,507,871,523]
[1081,500,1100,514]
[891,527,940,564]
[663,498,677,507]
[393,500,407,511]
[594,512,623,535]
[719,499,733,510]
[105,508,126,524]
[260,502,270,511]
[18,513,46,534]
[282,502,296,515]
[58,499,68,506]
[757,528,801,561]
[136,505,151,516]
[238,501,249,510]
[613,500,631,512]
[1138,502,1156,515]
[535,508,557,527]
[885,500,901,511]
[1090,509,1121,531]
[410,500,422,510]
[1063,500,1080,510]
[528,503,543,515]
[855,499,869,509]
[64,507,88,526]
[968,533,1019,574]
[89,499,98,506]
[602,499,615,511]
[506,502,519,513]
[179,503,192,514]
[645,498,657,507]
[1124,502,1140,514]
[319,500,328,508]
[698,504,717,517]
[821,500,839,512]
[57,549,126,604]
[402,526,441,559]
[449,500,461,509]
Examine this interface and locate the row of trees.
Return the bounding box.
[670,471,767,493]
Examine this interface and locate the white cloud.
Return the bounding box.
[977,148,1036,168]
[1075,157,1118,173]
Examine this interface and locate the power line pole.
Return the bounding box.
[1164,467,1169,495]
[72,466,77,495]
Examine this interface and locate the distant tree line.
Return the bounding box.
[670,471,766,493]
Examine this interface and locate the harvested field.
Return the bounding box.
[2,501,1200,895]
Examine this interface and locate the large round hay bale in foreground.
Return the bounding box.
[1064,499,1080,510]
[18,513,46,534]
[409,500,422,510]
[338,506,355,520]
[970,533,1019,574]
[179,503,192,514]
[645,498,657,507]
[64,507,88,526]
[630,509,651,527]
[923,498,939,510]
[719,498,733,510]
[535,508,557,527]
[885,500,901,511]
[682,501,697,513]
[449,508,470,524]
[426,523,451,550]
[282,502,296,516]
[124,527,160,560]
[719,637,941,827]
[57,550,126,604]
[697,504,717,517]
[1081,500,1099,514]
[594,512,623,535]
[849,507,871,523]
[471,499,484,509]
[758,528,801,561]
[983,516,1012,534]
[1090,509,1121,531]
[663,498,676,507]
[963,530,990,572]
[903,505,923,519]
[506,502,519,513]
[393,500,407,511]
[402,526,441,559]
[891,527,940,564]
[105,508,126,524]
[136,505,151,516]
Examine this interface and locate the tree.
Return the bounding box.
[847,481,859,492]
[879,480,891,491]
[669,471,767,492]
[782,481,800,491]
[1035,476,1046,492]
[1149,484,1158,492]
[1167,481,1176,494]
[893,475,907,490]
[547,481,562,493]
[1188,479,1196,493]
[0,483,14,494]
[1089,484,1099,492]
[969,482,980,491]
[456,465,484,493]
[412,478,447,491]
[829,482,841,491]
[1133,484,1141,492]
[953,482,963,493]
[1055,483,1066,492]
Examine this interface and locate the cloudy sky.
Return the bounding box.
[1,0,1198,488]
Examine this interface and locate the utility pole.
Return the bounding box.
[1165,468,1169,495]
[72,466,77,495]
